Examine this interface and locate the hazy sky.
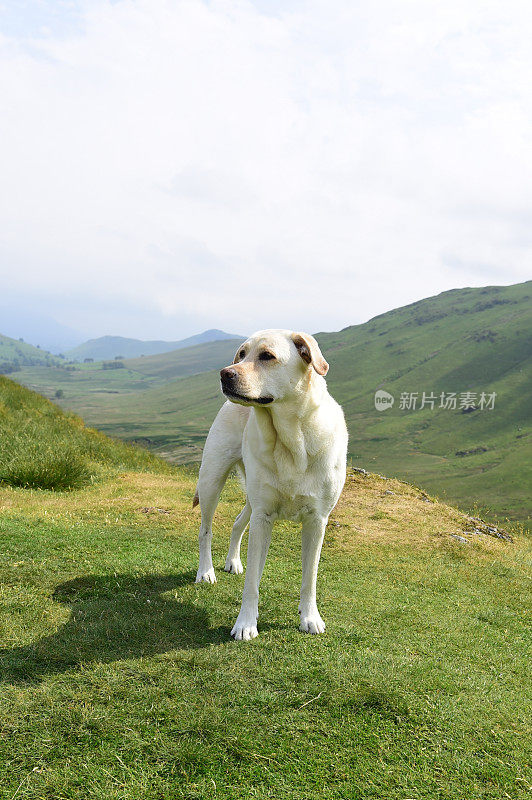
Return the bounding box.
[1,0,531,341]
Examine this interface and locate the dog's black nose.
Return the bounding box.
[220,367,237,385]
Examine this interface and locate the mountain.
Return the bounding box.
[0,333,59,372]
[65,329,243,361]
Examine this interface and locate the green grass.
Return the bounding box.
[0,381,529,797]
[0,467,530,799]
[0,377,169,490]
[13,359,227,463]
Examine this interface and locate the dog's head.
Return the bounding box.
[220,329,328,407]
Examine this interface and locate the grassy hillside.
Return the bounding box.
[319,280,532,524]
[0,377,168,490]
[66,329,242,361]
[0,458,530,798]
[0,333,59,372]
[10,280,532,524]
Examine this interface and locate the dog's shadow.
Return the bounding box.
[0,572,226,684]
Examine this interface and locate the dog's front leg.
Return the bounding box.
[299,515,327,634]
[231,511,273,641]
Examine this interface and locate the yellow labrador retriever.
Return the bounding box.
[193,330,348,640]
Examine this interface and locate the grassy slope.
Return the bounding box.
[0,465,530,799]
[11,281,532,523]
[0,377,168,489]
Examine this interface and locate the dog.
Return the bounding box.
[193,329,348,640]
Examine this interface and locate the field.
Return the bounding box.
[0,377,530,798]
[0,468,530,798]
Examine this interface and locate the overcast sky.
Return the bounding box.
[0,0,531,341]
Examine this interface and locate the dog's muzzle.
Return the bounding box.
[219,367,273,405]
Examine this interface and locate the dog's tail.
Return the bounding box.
[192,487,199,509]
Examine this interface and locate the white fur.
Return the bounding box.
[194,329,348,640]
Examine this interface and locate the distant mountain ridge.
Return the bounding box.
[65,329,243,361]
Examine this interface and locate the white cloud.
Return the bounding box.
[0,0,531,338]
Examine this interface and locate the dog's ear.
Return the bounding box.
[292,332,329,376]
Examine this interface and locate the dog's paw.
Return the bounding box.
[231,616,259,641]
[299,609,326,634]
[195,567,216,584]
[224,556,243,575]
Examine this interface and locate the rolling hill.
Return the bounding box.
[0,333,59,372]
[123,338,242,380]
[66,328,243,361]
[11,280,532,525]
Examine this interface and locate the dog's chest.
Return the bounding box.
[272,491,320,521]
[243,404,345,519]
[247,454,341,520]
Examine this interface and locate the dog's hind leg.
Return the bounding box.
[224,499,251,575]
[194,402,249,584]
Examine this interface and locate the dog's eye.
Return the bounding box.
[238,350,246,360]
[259,352,275,361]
